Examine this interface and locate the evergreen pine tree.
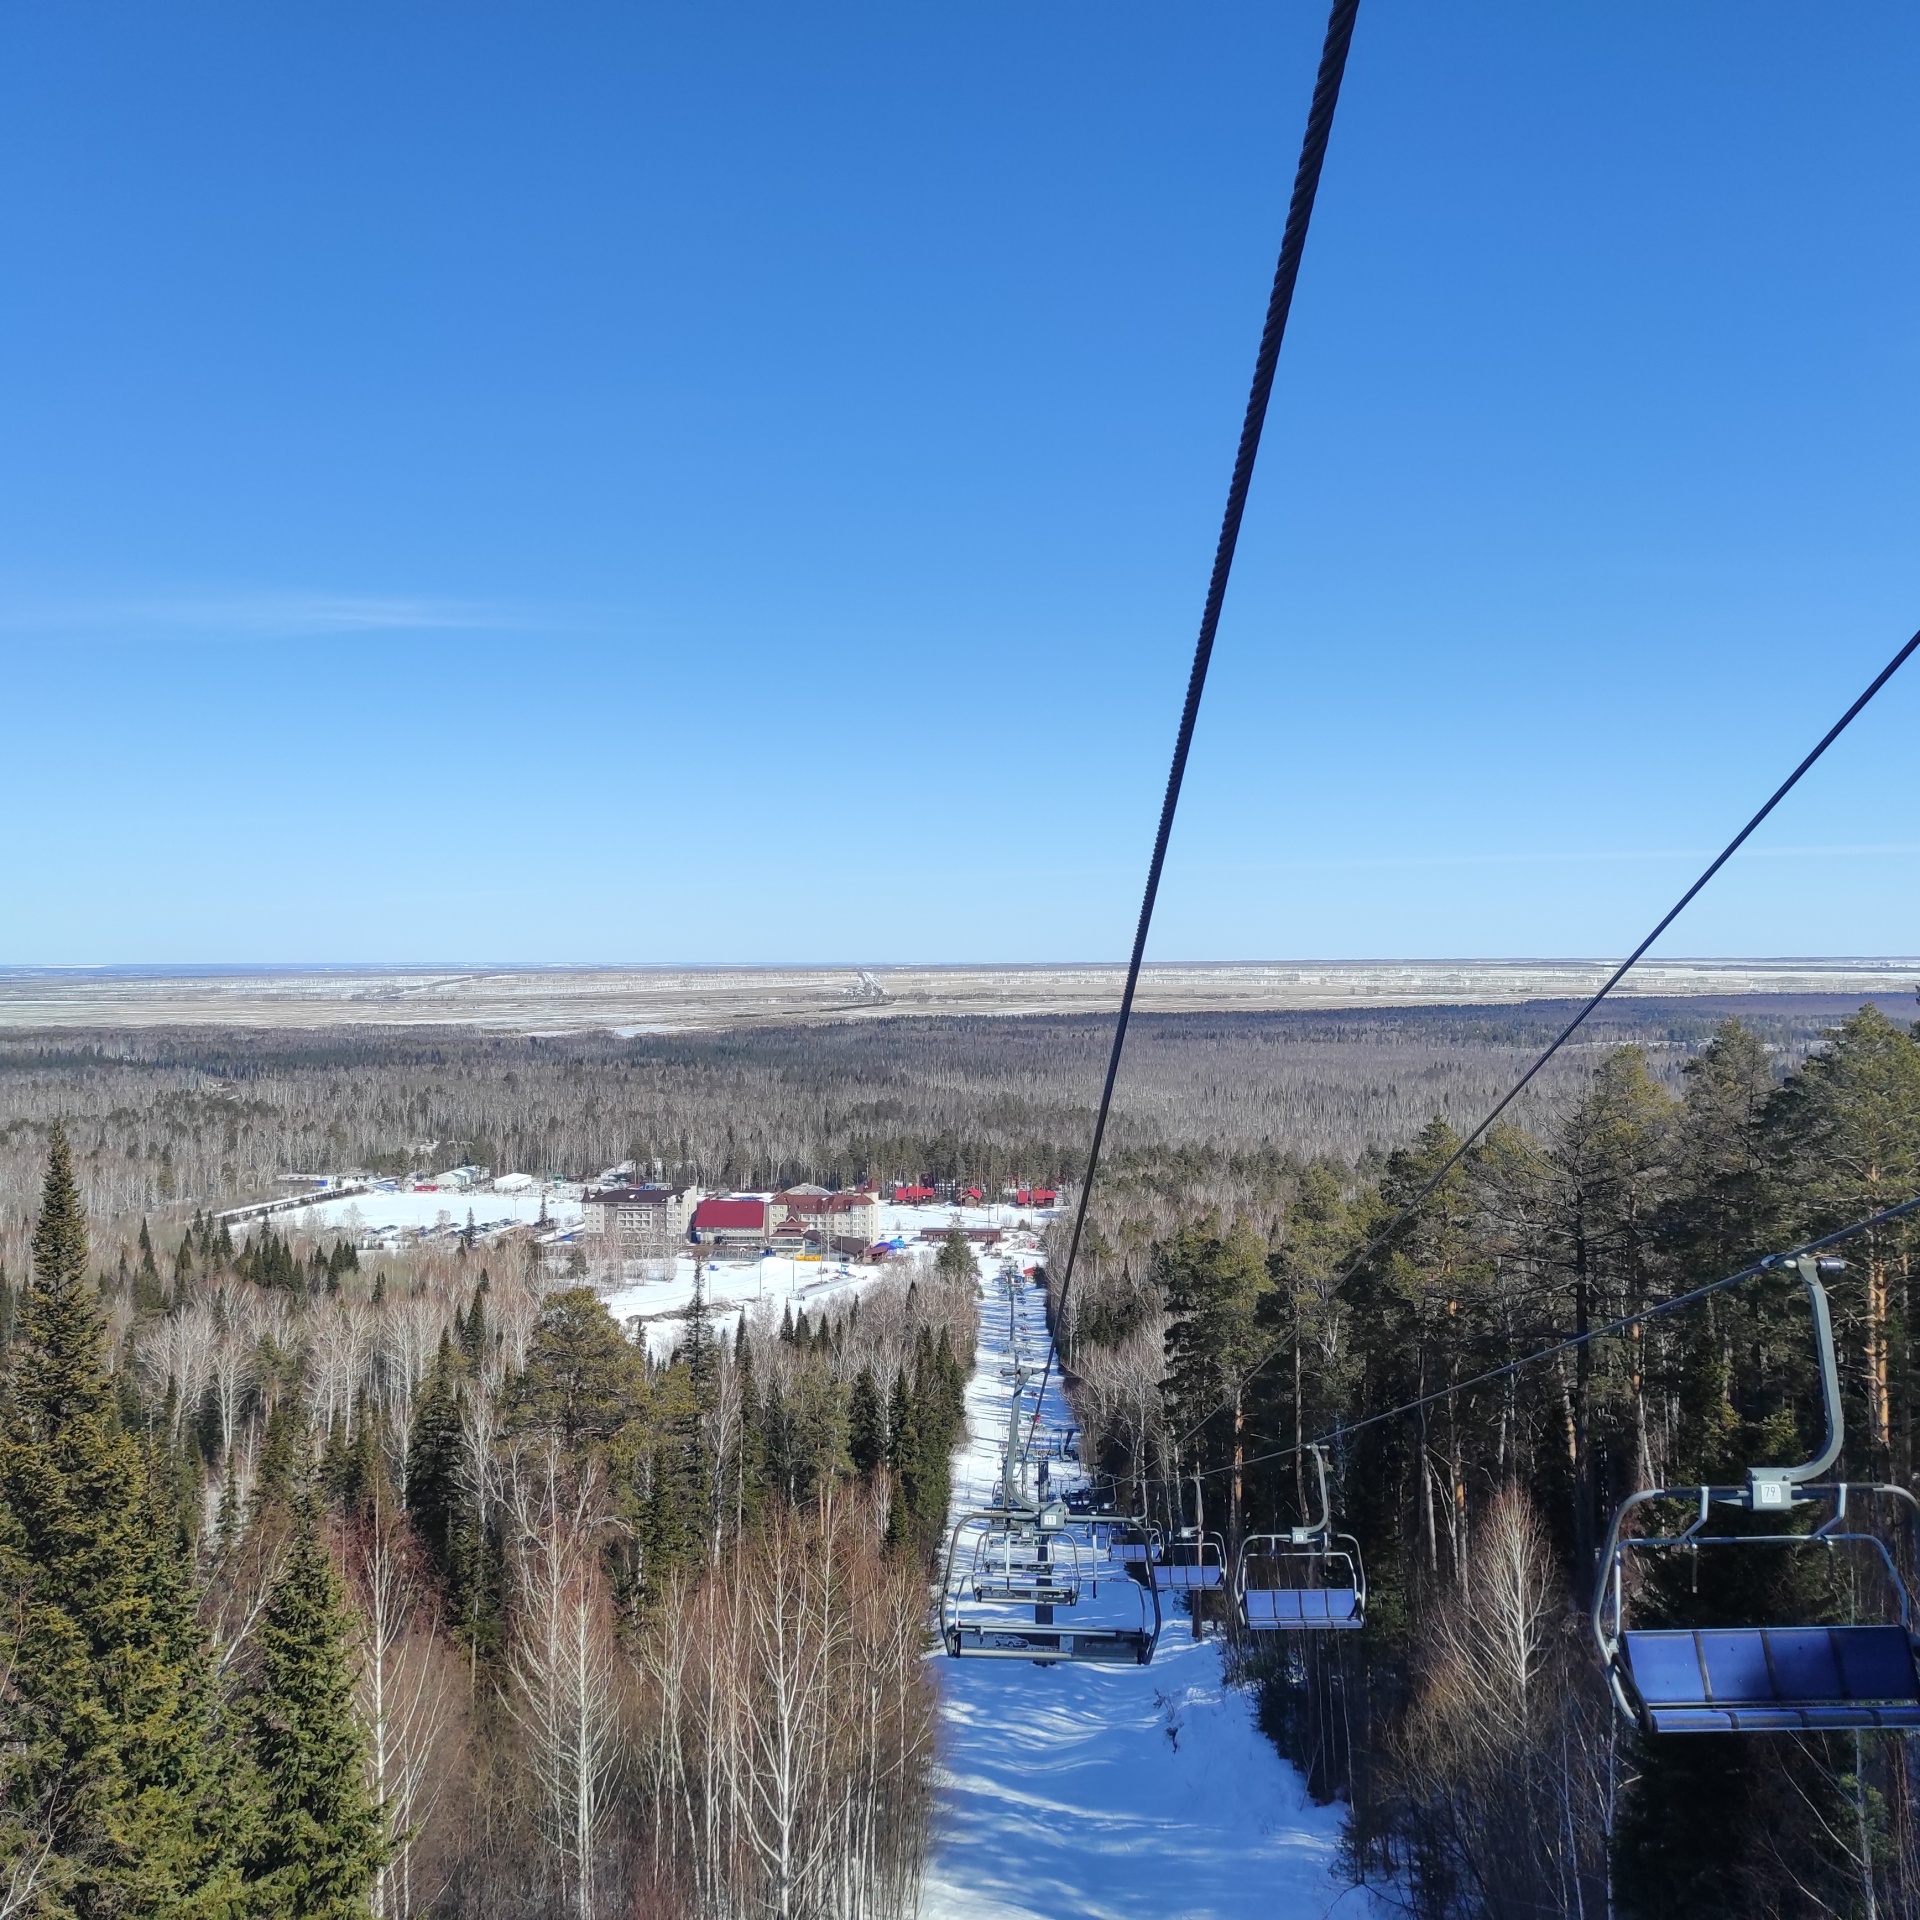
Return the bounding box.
[0,1126,242,1915]
[511,1290,639,1452]
[253,1398,300,1520]
[638,1359,710,1581]
[758,1373,792,1507]
[886,1369,912,1475]
[682,1281,717,1415]
[405,1334,464,1581]
[240,1503,385,1919]
[732,1341,768,1528]
[935,1230,977,1288]
[884,1370,922,1555]
[848,1365,887,1476]
[457,1273,489,1367]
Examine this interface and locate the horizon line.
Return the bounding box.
[3,957,1918,979]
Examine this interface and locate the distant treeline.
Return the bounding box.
[1055,1001,1920,1919]
[0,997,1895,1282]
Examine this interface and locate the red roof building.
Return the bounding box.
[774,1187,880,1250]
[691,1197,770,1242]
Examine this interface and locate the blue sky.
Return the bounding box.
[3,2,1916,966]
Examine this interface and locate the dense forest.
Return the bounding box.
[1054,1000,1920,1918]
[0,997,1892,1281]
[2,995,1915,1918]
[0,1129,976,1918]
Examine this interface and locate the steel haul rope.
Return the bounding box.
[1032,0,1364,1446]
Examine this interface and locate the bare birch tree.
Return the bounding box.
[505,1443,623,1920]
[344,1500,458,1920]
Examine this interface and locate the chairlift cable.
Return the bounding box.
[1031,0,1364,1452]
[1183,1190,1920,1485]
[1170,623,1920,1460]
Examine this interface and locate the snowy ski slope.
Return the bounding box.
[924,1267,1374,1920]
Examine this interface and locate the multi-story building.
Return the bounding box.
[773,1185,880,1254]
[690,1195,773,1247]
[581,1183,701,1248]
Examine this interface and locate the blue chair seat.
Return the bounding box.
[1153,1563,1224,1591]
[1244,1587,1362,1630]
[1621,1625,1920,1733]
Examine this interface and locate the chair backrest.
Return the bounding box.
[1153,1538,1224,1590]
[1621,1624,1920,1732]
[1153,1561,1225,1591]
[1243,1587,1361,1630]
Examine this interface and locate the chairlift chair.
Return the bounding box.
[1593,1255,1920,1735]
[1102,1522,1162,1572]
[968,1521,1085,1606]
[941,1503,1163,1665]
[1152,1528,1227,1593]
[1235,1445,1367,1631]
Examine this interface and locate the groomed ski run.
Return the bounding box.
[924,1258,1374,1920]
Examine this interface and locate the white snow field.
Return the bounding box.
[924,1266,1372,1920]
[277,1183,584,1240]
[604,1202,1043,1361]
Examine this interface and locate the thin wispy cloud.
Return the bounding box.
[0,590,559,639]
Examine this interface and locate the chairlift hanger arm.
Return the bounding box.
[1752,1255,1846,1498]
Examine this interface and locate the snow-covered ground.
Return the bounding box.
[605,1201,1044,1362]
[278,1183,583,1240]
[924,1266,1371,1920]
[604,1252,887,1360]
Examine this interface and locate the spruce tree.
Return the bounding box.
[884,1371,923,1556]
[638,1359,709,1581]
[886,1369,912,1476]
[935,1230,977,1288]
[848,1365,887,1476]
[0,1126,241,1915]
[726,1336,768,1530]
[757,1373,792,1507]
[240,1503,384,1919]
[405,1334,464,1582]
[457,1273,489,1367]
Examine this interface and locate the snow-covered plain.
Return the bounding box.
[279,1184,583,1240]
[604,1253,882,1360]
[604,1202,1030,1361]
[925,1266,1371,1920]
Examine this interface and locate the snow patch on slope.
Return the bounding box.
[925,1264,1373,1920]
